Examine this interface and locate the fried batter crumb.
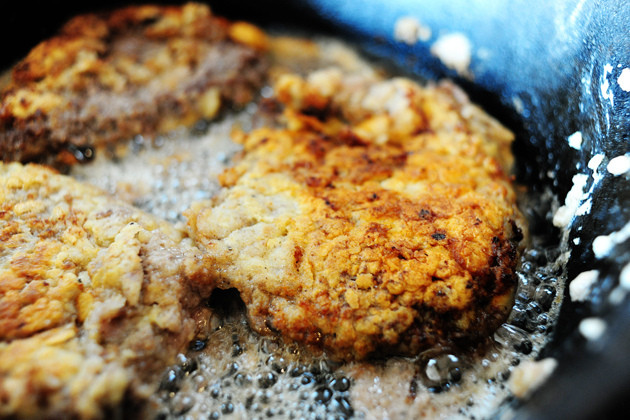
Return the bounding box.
[187,68,524,361]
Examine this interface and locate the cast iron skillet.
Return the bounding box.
[3,1,629,419]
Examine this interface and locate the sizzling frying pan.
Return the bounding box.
[2,1,629,419]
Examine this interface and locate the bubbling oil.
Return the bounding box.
[152,317,355,419]
[148,223,563,420]
[70,36,566,420]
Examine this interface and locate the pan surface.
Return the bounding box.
[2,1,629,419]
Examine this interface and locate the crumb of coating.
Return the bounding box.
[187,68,524,361]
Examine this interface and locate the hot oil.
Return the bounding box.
[70,36,566,419]
[151,293,355,420]
[145,216,564,420]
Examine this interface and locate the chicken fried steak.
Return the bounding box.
[0,163,213,418]
[0,3,268,165]
[187,69,524,361]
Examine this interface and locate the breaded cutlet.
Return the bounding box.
[0,2,268,165]
[0,163,213,418]
[186,68,524,361]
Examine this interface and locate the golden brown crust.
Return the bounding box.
[187,69,524,361]
[0,2,269,165]
[0,162,213,418]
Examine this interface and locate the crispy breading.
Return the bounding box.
[186,68,524,361]
[0,2,268,165]
[0,163,213,418]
